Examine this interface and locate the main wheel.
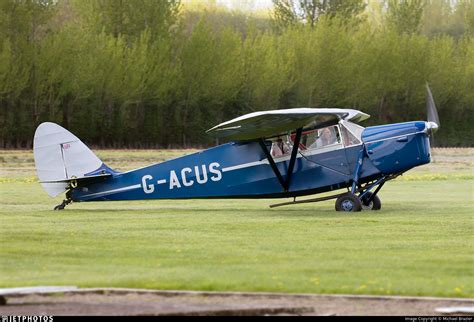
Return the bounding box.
[360,192,382,211]
[335,193,362,212]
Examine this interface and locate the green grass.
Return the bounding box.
[0,149,473,297]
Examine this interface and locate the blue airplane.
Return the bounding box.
[33,85,440,212]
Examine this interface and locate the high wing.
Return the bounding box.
[206,108,369,141]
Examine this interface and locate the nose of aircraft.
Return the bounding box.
[425,121,438,135]
[359,85,440,175]
[362,121,431,174]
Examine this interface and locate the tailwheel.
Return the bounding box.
[360,192,381,211]
[54,197,72,211]
[335,193,362,212]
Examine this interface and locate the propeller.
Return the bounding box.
[425,83,440,133]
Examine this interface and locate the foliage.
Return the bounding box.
[0,0,472,148]
[386,0,424,35]
[271,0,366,29]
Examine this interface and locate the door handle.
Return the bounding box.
[397,136,408,142]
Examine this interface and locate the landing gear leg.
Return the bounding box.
[54,199,71,210]
[359,179,386,211]
[54,190,72,210]
[361,192,382,210]
[335,148,365,212]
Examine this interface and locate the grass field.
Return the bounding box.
[0,148,473,298]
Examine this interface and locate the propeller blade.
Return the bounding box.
[426,83,440,130]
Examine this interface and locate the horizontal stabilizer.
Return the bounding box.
[39,173,112,184]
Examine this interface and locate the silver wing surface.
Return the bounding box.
[206,108,369,141]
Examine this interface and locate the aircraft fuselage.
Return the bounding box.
[71,121,431,202]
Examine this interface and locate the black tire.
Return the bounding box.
[54,202,65,211]
[361,192,382,211]
[335,193,362,212]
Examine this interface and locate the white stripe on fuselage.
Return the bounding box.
[222,160,268,172]
[81,144,354,199]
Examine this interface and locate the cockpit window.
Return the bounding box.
[270,136,290,157]
[291,125,342,151]
[312,126,340,148]
[341,126,360,146]
[269,121,364,158]
[340,121,363,146]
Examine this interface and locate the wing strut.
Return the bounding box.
[285,128,302,190]
[258,128,303,192]
[259,139,286,190]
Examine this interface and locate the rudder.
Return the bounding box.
[33,122,107,197]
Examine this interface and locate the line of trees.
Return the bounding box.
[0,0,473,148]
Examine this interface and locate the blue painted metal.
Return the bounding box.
[362,121,431,174]
[70,121,433,203]
[351,149,365,193]
[85,163,119,176]
[362,121,426,142]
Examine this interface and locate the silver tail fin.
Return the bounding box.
[33,122,106,197]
